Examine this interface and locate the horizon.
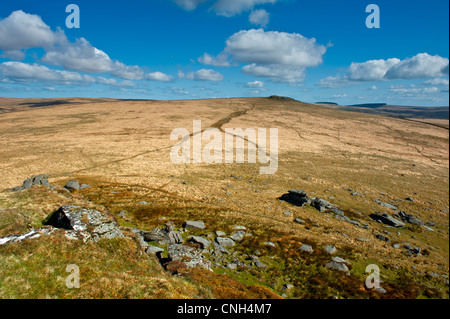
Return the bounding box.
[1,95,449,108]
[0,0,449,107]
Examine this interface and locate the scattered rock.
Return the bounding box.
[326,261,349,272]
[376,201,398,210]
[299,244,313,254]
[168,244,211,270]
[215,237,236,248]
[311,198,334,212]
[264,241,276,248]
[369,212,405,228]
[190,236,211,249]
[332,257,351,265]
[64,180,80,190]
[9,174,51,192]
[215,231,226,237]
[230,230,246,242]
[396,211,424,225]
[226,263,238,270]
[184,220,206,230]
[0,227,56,245]
[146,246,164,256]
[281,284,294,291]
[375,234,390,242]
[294,218,305,224]
[255,260,267,268]
[324,245,337,254]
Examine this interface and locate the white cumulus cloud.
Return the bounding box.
[200,29,327,83]
[246,80,265,88]
[213,0,277,17]
[179,69,224,81]
[41,38,114,74]
[318,53,450,87]
[249,9,270,27]
[0,61,94,83]
[0,10,174,84]
[0,10,59,51]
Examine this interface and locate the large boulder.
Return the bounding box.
[369,212,405,228]
[279,189,311,207]
[43,205,124,242]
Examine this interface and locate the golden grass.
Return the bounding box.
[0,97,448,299]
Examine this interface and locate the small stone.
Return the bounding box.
[294,218,305,224]
[264,241,276,248]
[299,245,313,254]
[326,261,349,272]
[64,180,80,190]
[375,287,387,294]
[324,245,337,254]
[230,230,246,242]
[255,260,267,268]
[215,237,236,248]
[138,201,148,205]
[332,256,351,265]
[184,220,206,230]
[226,263,238,270]
[281,284,294,291]
[190,236,211,249]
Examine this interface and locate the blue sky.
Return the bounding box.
[0,0,448,106]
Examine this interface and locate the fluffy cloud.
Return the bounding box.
[41,38,114,73]
[318,53,449,87]
[146,72,174,82]
[225,29,326,67]
[200,29,327,83]
[0,61,94,83]
[213,0,277,17]
[179,69,224,81]
[424,78,449,86]
[197,52,230,67]
[242,64,306,82]
[347,58,400,81]
[246,80,265,88]
[0,10,59,51]
[385,53,449,79]
[0,10,173,84]
[249,9,270,27]
[172,0,209,11]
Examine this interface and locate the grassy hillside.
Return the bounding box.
[0,97,448,299]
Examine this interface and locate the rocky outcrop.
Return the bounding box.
[279,189,311,207]
[0,205,124,245]
[43,205,124,242]
[8,174,51,192]
[369,212,405,228]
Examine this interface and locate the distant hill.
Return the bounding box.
[316,102,449,120]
